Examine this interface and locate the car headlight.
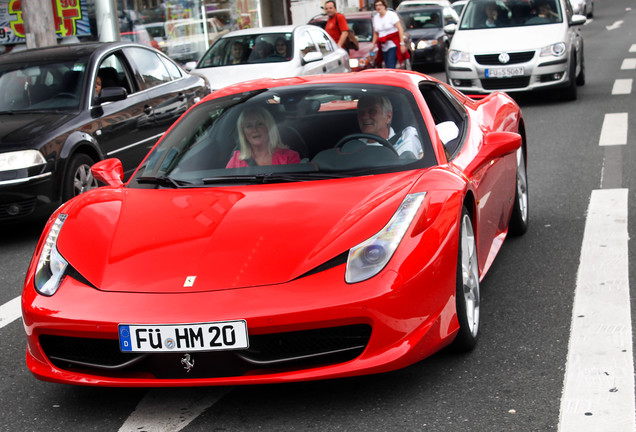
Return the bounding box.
[448,49,470,64]
[345,192,426,283]
[540,42,566,57]
[34,214,68,296]
[416,39,438,50]
[0,149,46,172]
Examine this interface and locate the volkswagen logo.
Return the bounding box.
[498,52,510,64]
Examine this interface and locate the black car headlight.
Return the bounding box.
[34,214,68,296]
[0,149,46,172]
[345,193,426,283]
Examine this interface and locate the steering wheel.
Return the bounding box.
[334,133,399,156]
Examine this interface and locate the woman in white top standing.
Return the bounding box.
[371,0,409,69]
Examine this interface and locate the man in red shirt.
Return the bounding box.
[324,0,349,48]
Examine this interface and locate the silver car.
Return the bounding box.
[446,0,586,100]
[187,25,350,92]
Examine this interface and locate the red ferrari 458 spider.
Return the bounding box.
[22,69,528,386]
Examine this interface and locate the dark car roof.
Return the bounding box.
[0,42,146,65]
[398,5,445,12]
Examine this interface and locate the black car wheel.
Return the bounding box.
[62,153,98,202]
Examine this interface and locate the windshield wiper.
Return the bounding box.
[136,176,191,188]
[202,172,345,185]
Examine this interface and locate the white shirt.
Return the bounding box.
[367,126,423,159]
[373,10,400,52]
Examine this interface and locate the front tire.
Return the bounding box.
[62,153,98,202]
[450,207,480,352]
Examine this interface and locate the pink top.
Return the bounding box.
[226,148,301,168]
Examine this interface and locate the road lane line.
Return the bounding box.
[630,44,636,53]
[558,189,634,431]
[0,296,21,329]
[118,387,231,432]
[620,58,636,70]
[612,79,633,95]
[599,113,628,146]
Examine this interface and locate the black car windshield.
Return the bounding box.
[400,9,444,29]
[131,84,437,187]
[460,0,563,29]
[197,33,294,67]
[0,59,88,113]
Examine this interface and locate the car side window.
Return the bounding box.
[297,30,318,56]
[418,82,467,159]
[98,52,135,95]
[124,47,172,90]
[159,55,183,80]
[309,28,334,55]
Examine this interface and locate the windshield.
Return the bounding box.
[460,0,563,29]
[197,33,294,67]
[131,84,436,187]
[400,9,444,29]
[0,59,87,113]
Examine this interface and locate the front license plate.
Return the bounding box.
[485,67,524,78]
[119,320,249,353]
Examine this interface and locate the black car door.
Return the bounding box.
[91,49,160,177]
[121,47,194,141]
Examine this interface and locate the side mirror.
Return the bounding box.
[97,86,127,104]
[444,23,457,34]
[184,61,197,72]
[91,158,124,187]
[302,51,324,65]
[465,131,521,174]
[570,14,586,26]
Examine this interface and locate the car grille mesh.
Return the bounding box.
[475,51,535,65]
[38,324,372,379]
[481,77,531,90]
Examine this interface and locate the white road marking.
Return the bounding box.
[612,79,633,95]
[118,387,231,432]
[0,296,21,329]
[599,113,628,146]
[630,44,636,53]
[606,20,623,31]
[558,189,634,431]
[620,58,636,70]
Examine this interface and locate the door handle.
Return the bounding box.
[144,105,153,115]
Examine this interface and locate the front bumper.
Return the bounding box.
[447,51,571,93]
[411,45,445,66]
[0,172,57,222]
[22,252,459,387]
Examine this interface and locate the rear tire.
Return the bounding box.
[450,207,480,352]
[509,147,529,236]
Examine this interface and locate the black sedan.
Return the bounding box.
[399,5,455,68]
[0,42,209,222]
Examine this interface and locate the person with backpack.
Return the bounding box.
[324,0,350,48]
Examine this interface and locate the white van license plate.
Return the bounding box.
[485,67,524,78]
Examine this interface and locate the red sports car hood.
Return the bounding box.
[58,172,421,293]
